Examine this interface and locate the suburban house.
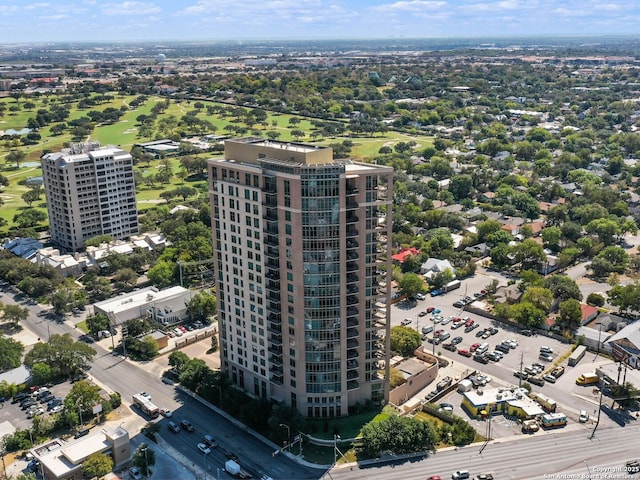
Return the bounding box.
[420,258,455,280]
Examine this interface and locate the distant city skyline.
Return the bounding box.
[0,0,638,44]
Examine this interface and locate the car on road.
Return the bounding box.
[168,421,180,433]
[542,374,557,383]
[129,467,143,480]
[181,419,195,432]
[160,408,172,417]
[203,434,218,448]
[452,470,470,480]
[197,443,211,455]
[451,336,463,345]
[579,410,589,423]
[427,476,442,480]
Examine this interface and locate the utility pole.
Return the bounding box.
[589,388,603,440]
[518,351,524,388]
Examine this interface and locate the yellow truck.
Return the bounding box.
[576,372,599,385]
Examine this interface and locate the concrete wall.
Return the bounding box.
[389,356,438,406]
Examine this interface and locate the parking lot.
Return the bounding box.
[385,275,625,435]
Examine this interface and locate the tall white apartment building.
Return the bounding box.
[41,142,139,252]
[208,138,393,418]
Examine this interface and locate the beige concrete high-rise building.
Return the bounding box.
[41,142,139,252]
[208,138,393,418]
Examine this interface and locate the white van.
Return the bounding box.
[476,342,489,354]
[540,346,553,354]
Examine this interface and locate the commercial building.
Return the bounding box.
[208,138,393,418]
[30,426,131,480]
[41,141,139,252]
[462,386,545,419]
[93,286,191,326]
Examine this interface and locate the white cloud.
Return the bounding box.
[24,3,51,10]
[101,1,162,16]
[372,1,447,13]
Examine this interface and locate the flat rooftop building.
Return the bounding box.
[208,138,393,418]
[41,141,139,252]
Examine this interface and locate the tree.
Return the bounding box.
[542,275,582,302]
[147,260,176,287]
[509,302,546,327]
[86,313,111,338]
[541,226,562,252]
[64,380,101,425]
[390,326,421,356]
[448,175,473,200]
[13,209,47,228]
[521,287,554,312]
[113,267,137,290]
[21,190,40,207]
[83,452,113,478]
[6,149,26,168]
[168,351,190,372]
[3,304,28,326]
[24,333,96,378]
[586,293,605,307]
[608,283,640,315]
[186,290,217,322]
[31,362,53,385]
[559,298,582,328]
[513,239,546,271]
[140,335,159,357]
[0,336,24,372]
[586,218,620,246]
[133,443,156,476]
[398,272,425,298]
[489,243,512,271]
[389,367,406,388]
[358,414,436,459]
[477,219,502,243]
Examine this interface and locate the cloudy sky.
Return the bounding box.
[1,0,638,43]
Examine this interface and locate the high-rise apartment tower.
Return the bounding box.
[208,138,393,418]
[41,142,139,251]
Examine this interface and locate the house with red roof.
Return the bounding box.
[391,247,421,264]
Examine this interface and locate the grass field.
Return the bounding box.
[0,93,433,235]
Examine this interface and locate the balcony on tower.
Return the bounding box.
[346,261,358,273]
[346,328,359,339]
[346,213,359,224]
[347,380,359,390]
[346,274,359,284]
[346,239,359,249]
[346,227,359,238]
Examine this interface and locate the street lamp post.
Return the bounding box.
[202,449,209,480]
[279,423,291,450]
[333,434,341,465]
[141,444,149,477]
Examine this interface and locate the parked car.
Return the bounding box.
[529,376,545,387]
[470,343,480,352]
[453,300,464,308]
[539,352,554,362]
[419,311,428,317]
[521,329,533,336]
[160,408,173,417]
[540,346,553,354]
[50,405,64,414]
[74,428,90,439]
[415,293,426,301]
[579,410,589,423]
[422,325,434,335]
[439,403,454,412]
[401,318,412,326]
[451,336,463,345]
[475,329,486,338]
[129,467,143,480]
[473,353,489,364]
[457,349,471,357]
[485,351,501,362]
[514,371,529,380]
[443,343,457,352]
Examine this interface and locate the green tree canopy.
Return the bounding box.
[509,301,546,327]
[559,298,582,328]
[24,333,96,378]
[83,452,114,478]
[390,326,421,356]
[398,272,425,298]
[358,413,436,459]
[0,336,24,372]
